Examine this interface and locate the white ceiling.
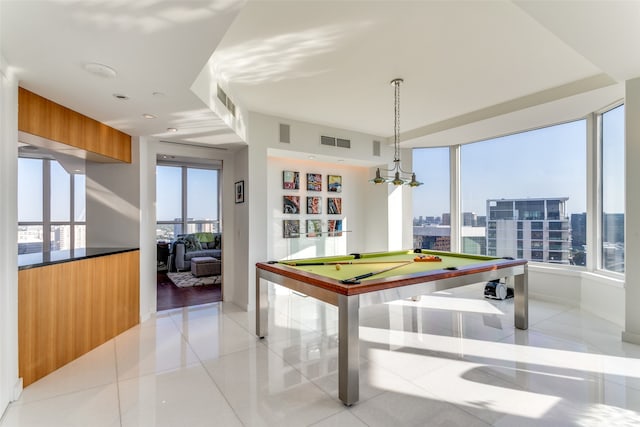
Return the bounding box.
[2,0,639,151]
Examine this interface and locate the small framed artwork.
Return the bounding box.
[283,171,300,190]
[307,196,321,214]
[306,219,322,237]
[234,180,245,204]
[307,173,322,191]
[327,197,342,214]
[283,220,300,238]
[327,175,342,193]
[328,219,343,237]
[283,195,300,214]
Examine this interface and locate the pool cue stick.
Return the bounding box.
[341,261,412,284]
[283,260,409,266]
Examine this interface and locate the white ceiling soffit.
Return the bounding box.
[206,0,628,147]
[3,1,639,150]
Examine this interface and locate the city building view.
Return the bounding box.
[414,200,624,271]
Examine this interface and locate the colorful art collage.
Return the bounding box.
[281,170,344,238]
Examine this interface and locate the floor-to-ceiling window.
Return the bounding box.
[412,147,451,251]
[18,157,86,253]
[413,120,587,266]
[601,104,625,273]
[461,120,586,265]
[156,162,220,242]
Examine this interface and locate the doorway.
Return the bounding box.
[155,155,223,311]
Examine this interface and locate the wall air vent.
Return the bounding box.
[321,135,336,146]
[373,140,381,156]
[279,123,291,143]
[217,85,227,104]
[336,138,351,148]
[216,84,236,117]
[321,135,351,148]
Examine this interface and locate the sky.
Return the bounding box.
[412,105,625,219]
[156,166,218,221]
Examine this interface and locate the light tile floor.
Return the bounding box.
[2,283,640,426]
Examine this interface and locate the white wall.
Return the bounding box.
[623,77,640,344]
[233,146,250,309]
[267,156,369,260]
[0,54,21,416]
[86,140,141,248]
[239,112,414,312]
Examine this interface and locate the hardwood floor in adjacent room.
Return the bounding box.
[157,272,222,311]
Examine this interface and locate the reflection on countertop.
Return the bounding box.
[18,247,139,270]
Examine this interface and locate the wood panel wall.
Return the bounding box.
[18,250,140,386]
[18,87,132,163]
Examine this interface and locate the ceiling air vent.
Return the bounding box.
[321,135,336,146]
[279,123,291,143]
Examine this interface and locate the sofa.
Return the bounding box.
[171,232,222,272]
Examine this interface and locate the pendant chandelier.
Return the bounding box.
[370,78,422,187]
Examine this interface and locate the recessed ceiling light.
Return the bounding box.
[113,93,129,101]
[167,127,178,132]
[83,62,117,78]
[308,155,315,160]
[142,113,156,119]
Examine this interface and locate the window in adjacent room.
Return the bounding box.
[156,163,220,242]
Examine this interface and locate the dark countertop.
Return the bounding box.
[18,247,139,270]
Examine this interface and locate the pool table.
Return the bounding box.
[255,249,528,406]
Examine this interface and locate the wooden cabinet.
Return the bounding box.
[18,250,139,386]
[18,87,131,163]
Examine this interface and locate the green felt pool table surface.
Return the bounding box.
[279,249,504,282]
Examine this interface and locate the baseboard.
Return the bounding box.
[622,330,640,345]
[13,377,22,401]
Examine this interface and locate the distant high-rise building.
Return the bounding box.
[477,216,486,227]
[571,213,587,248]
[441,213,450,226]
[462,212,477,227]
[413,225,486,254]
[486,197,571,264]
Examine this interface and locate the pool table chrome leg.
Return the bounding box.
[256,271,268,338]
[338,294,360,406]
[514,265,528,330]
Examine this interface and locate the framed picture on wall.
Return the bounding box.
[307,173,322,191]
[327,197,342,214]
[283,195,300,214]
[234,180,244,203]
[283,220,300,238]
[327,175,342,192]
[328,219,343,237]
[307,196,321,214]
[283,171,300,190]
[306,219,322,237]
